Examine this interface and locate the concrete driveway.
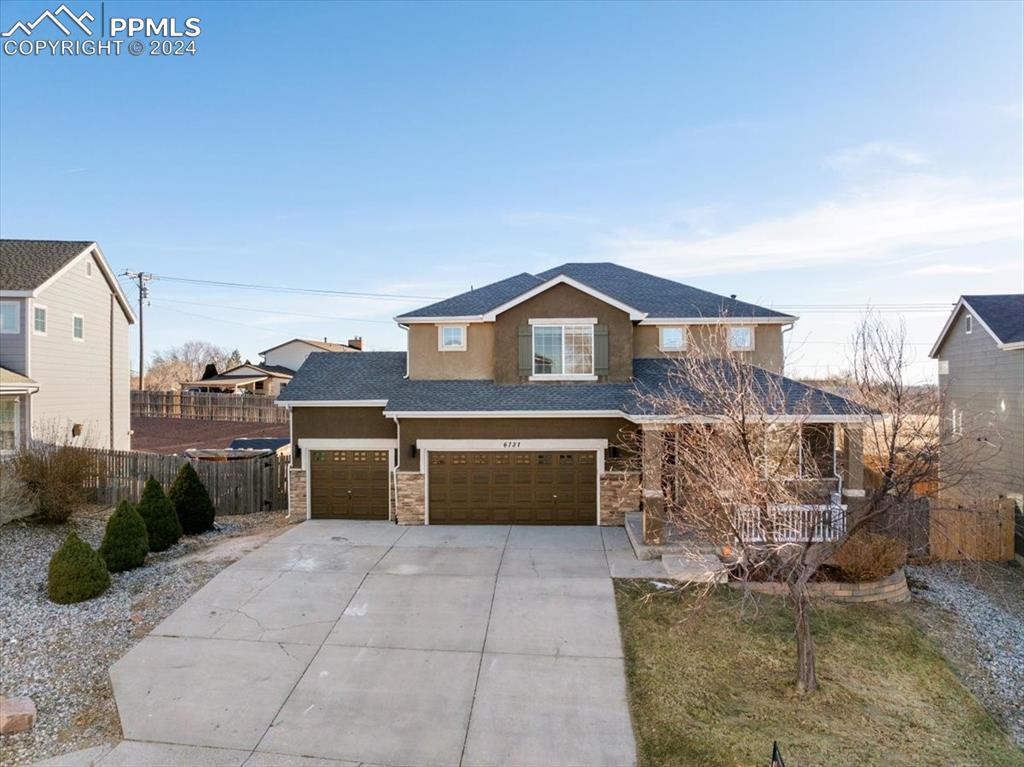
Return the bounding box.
[105,521,646,767]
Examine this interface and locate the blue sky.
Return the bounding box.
[2,0,1022,381]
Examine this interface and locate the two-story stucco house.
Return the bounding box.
[0,240,135,452]
[930,294,1024,507]
[278,263,869,526]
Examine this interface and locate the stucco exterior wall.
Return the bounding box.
[407,322,495,379]
[633,323,785,374]
[493,283,634,383]
[30,251,132,450]
[397,416,636,471]
[936,306,1024,503]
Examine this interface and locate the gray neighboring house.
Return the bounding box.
[930,294,1024,507]
[0,240,136,452]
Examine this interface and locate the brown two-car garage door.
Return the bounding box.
[428,451,597,525]
[310,450,390,519]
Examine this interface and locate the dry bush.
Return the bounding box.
[832,531,907,582]
[0,459,34,524]
[15,445,94,523]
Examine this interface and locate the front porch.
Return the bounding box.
[637,421,865,546]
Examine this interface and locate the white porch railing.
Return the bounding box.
[735,494,847,543]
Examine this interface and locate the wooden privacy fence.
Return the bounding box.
[132,391,288,424]
[929,499,1016,561]
[78,447,289,516]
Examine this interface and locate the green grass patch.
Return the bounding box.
[614,581,1023,767]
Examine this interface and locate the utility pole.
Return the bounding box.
[122,272,153,390]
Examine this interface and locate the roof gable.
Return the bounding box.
[395,262,794,323]
[0,239,94,290]
[0,239,136,323]
[929,295,1024,357]
[259,338,358,355]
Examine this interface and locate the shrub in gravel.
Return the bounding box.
[833,531,907,582]
[48,532,110,604]
[15,444,93,523]
[99,500,149,572]
[169,462,215,534]
[137,476,182,551]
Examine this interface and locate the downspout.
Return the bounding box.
[391,415,401,522]
[781,321,794,376]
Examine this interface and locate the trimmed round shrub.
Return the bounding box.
[833,531,907,582]
[99,500,149,572]
[48,532,111,604]
[169,462,215,534]
[137,475,182,552]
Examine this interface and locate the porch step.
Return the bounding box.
[624,512,719,561]
[662,554,728,584]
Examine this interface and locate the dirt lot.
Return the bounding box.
[130,416,288,455]
[0,507,290,767]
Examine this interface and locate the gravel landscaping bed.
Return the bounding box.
[907,561,1024,747]
[0,507,290,767]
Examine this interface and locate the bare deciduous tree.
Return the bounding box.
[145,341,242,391]
[630,315,984,694]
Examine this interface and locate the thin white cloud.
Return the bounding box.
[905,261,1022,276]
[826,141,928,170]
[603,175,1023,277]
[502,210,598,227]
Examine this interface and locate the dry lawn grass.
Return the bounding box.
[615,581,1024,767]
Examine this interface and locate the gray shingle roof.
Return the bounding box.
[277,352,407,402]
[396,262,793,321]
[0,240,94,291]
[536,263,793,319]
[626,359,870,416]
[963,295,1024,345]
[398,273,543,319]
[280,351,866,417]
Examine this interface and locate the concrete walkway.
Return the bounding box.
[90,521,645,767]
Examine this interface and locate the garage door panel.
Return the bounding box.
[310,450,390,520]
[429,450,596,525]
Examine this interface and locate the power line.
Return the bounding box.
[147,274,445,302]
[150,297,395,325]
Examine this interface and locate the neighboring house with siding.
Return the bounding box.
[0,240,135,451]
[930,294,1024,507]
[180,338,362,395]
[278,262,869,529]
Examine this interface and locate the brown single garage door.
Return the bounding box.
[428,451,597,525]
[309,449,390,519]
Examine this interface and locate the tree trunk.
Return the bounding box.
[789,581,819,694]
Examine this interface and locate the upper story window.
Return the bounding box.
[72,314,85,341]
[33,306,47,335]
[0,302,19,334]
[438,324,467,351]
[965,315,972,334]
[659,326,687,352]
[531,321,595,379]
[728,326,755,352]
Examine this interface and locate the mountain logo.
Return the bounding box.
[2,4,94,37]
